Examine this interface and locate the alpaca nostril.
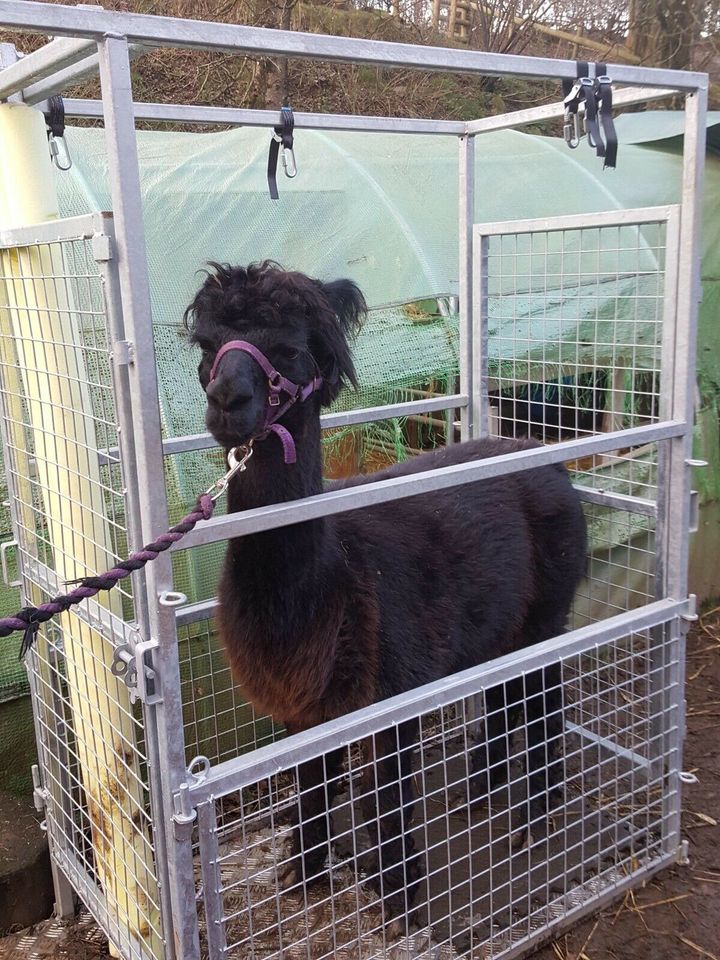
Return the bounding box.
[207,392,253,413]
[206,379,253,413]
[224,393,253,413]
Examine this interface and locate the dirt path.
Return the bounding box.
[531,607,720,960]
[2,610,718,960]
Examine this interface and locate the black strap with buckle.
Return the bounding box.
[44,95,65,139]
[562,61,617,169]
[594,63,617,169]
[267,105,295,201]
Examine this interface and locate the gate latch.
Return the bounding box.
[31,764,48,812]
[111,636,161,704]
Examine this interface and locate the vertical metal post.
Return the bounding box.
[471,230,490,437]
[655,206,681,602]
[665,87,707,600]
[0,42,22,103]
[458,134,475,441]
[97,35,201,960]
[197,800,228,959]
[94,215,175,950]
[459,133,487,727]
[657,84,707,856]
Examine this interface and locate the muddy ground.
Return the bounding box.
[1,608,718,960]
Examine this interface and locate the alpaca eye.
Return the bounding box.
[279,347,300,361]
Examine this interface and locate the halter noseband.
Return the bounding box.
[208,339,322,464]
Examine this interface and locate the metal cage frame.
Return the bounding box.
[0,4,708,959]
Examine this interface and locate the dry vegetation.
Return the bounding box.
[2,0,719,122]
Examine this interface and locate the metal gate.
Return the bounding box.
[0,5,707,960]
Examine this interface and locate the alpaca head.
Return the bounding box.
[185,262,366,450]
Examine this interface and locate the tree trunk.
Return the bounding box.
[628,0,702,70]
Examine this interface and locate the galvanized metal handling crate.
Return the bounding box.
[0,4,708,959]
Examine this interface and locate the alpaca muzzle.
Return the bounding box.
[208,339,322,464]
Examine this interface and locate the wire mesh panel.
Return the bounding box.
[0,216,164,960]
[474,209,679,628]
[178,614,284,768]
[193,612,682,960]
[478,212,674,465]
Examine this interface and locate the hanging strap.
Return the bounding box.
[43,95,72,171]
[594,63,618,169]
[562,61,617,169]
[267,105,296,200]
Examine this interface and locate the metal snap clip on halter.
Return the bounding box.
[204,443,254,502]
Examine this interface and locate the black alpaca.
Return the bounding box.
[186,261,588,927]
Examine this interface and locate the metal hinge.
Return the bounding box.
[681,594,698,623]
[113,340,135,366]
[110,636,161,704]
[92,233,113,262]
[676,838,691,866]
[31,764,48,813]
[171,758,212,840]
[172,782,197,840]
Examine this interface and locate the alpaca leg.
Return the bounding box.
[470,679,523,799]
[361,721,422,930]
[507,662,563,851]
[279,746,345,891]
[525,662,564,820]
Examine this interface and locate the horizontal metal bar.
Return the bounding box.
[23,557,137,650]
[186,596,687,802]
[98,432,214,465]
[474,204,679,238]
[466,85,679,135]
[0,36,95,99]
[322,393,467,428]
[24,43,148,105]
[173,420,683,551]
[173,483,657,627]
[174,473,657,627]
[573,484,657,517]
[61,97,467,135]
[565,721,652,771]
[175,597,217,626]
[0,2,707,90]
[97,394,469,465]
[0,211,110,248]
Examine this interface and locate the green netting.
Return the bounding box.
[0,486,23,702]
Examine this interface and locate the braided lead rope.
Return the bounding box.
[0,444,253,659]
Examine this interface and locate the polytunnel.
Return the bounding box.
[1,110,719,717]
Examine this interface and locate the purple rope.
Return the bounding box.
[0,493,215,658]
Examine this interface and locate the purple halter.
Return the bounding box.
[208,339,322,464]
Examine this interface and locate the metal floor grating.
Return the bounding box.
[0,910,108,960]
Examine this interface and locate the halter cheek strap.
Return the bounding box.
[208,339,322,464]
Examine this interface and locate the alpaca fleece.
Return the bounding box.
[186,260,588,923]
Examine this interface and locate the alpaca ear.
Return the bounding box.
[311,279,366,406]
